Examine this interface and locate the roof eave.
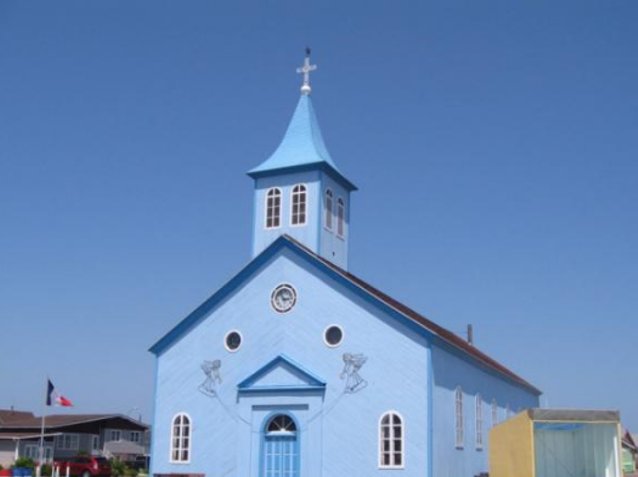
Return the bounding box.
[247,162,357,191]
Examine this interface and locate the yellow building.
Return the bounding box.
[489,409,621,477]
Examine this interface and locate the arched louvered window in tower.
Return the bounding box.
[337,197,345,237]
[379,411,404,468]
[291,184,307,225]
[265,188,281,229]
[325,189,333,230]
[170,413,191,463]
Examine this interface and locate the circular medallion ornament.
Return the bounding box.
[271,284,297,313]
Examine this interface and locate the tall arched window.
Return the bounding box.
[265,188,281,229]
[475,394,483,449]
[455,386,464,448]
[337,198,345,237]
[379,411,404,468]
[291,184,307,225]
[170,413,191,463]
[324,189,333,230]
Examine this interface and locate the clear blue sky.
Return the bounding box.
[1,1,637,430]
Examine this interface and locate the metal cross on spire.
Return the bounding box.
[296,47,317,95]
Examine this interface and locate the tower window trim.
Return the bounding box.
[169,412,191,464]
[264,188,282,229]
[378,411,404,469]
[290,184,307,226]
[324,189,334,230]
[336,197,345,238]
[455,386,464,449]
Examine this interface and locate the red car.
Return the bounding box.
[54,456,111,477]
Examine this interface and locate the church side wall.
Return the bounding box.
[430,344,540,477]
[151,249,433,477]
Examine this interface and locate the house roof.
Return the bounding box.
[150,235,541,395]
[527,408,619,422]
[0,410,35,425]
[247,95,356,191]
[0,412,147,431]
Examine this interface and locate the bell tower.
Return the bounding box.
[247,50,357,270]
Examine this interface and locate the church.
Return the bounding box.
[149,52,541,477]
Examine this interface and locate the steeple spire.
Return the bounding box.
[296,47,317,95]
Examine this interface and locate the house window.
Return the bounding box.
[109,430,121,441]
[505,404,512,419]
[337,198,345,237]
[324,189,333,229]
[455,387,464,448]
[379,411,404,468]
[491,399,498,427]
[24,445,52,462]
[56,434,79,450]
[92,435,100,451]
[475,394,483,450]
[291,184,307,225]
[265,188,281,229]
[130,431,140,443]
[170,413,191,463]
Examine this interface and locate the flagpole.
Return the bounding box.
[38,377,47,477]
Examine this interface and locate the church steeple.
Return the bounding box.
[248,50,356,270]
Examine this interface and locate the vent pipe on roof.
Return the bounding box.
[467,324,474,345]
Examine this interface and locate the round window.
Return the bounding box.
[271,284,297,313]
[324,325,344,347]
[224,330,242,352]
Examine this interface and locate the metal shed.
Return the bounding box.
[489,409,621,477]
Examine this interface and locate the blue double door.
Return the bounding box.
[261,414,300,477]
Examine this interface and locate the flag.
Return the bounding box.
[46,379,73,407]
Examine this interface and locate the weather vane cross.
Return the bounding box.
[296,47,317,95]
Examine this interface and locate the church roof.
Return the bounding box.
[247,95,357,191]
[149,235,541,395]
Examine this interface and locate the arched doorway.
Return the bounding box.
[261,414,299,477]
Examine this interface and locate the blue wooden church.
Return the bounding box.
[149,53,541,477]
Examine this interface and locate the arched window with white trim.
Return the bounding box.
[475,394,483,450]
[379,411,404,468]
[265,188,281,229]
[291,184,307,225]
[337,197,345,237]
[170,413,191,463]
[455,386,464,448]
[324,189,333,230]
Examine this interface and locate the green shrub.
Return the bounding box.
[109,459,126,477]
[14,458,35,469]
[40,464,52,476]
[123,467,137,477]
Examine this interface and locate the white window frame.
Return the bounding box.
[475,394,483,450]
[108,430,121,441]
[323,324,345,348]
[290,184,307,226]
[129,431,140,443]
[491,399,498,428]
[336,197,345,237]
[378,410,405,469]
[56,433,80,451]
[24,444,53,462]
[455,386,464,449]
[170,412,191,464]
[92,435,100,451]
[264,188,282,229]
[224,329,243,353]
[324,189,333,230]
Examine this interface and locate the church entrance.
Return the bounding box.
[261,414,300,477]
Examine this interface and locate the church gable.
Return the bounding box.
[237,354,326,393]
